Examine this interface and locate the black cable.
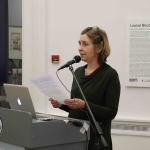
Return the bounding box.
[56,70,96,134]
[56,68,108,148]
[56,69,106,149]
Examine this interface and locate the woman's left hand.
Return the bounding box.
[64,98,85,109]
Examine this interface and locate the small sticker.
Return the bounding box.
[80,127,85,134]
[83,122,89,131]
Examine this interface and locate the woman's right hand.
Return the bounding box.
[49,98,62,108]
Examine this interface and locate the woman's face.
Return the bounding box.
[78,34,101,63]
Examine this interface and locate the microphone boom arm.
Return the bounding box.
[69,65,108,148]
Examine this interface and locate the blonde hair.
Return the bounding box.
[81,27,111,64]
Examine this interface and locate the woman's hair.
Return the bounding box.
[81,26,110,64]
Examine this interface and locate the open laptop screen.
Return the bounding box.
[3,84,37,119]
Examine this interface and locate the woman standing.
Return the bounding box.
[49,26,121,150]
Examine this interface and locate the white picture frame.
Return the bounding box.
[9,27,22,59]
[125,18,150,87]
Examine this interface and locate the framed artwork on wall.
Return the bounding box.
[9,26,22,59]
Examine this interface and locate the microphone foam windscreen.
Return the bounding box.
[74,55,81,63]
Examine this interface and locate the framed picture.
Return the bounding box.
[9,27,22,59]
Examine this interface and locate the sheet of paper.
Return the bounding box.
[29,74,68,104]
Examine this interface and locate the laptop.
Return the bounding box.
[3,83,51,120]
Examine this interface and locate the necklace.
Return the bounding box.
[85,68,91,76]
[85,65,101,76]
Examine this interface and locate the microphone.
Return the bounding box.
[58,55,81,71]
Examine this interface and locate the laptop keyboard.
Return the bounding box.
[36,113,54,121]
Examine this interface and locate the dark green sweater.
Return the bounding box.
[60,62,120,150]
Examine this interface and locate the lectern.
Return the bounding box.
[0,108,90,150]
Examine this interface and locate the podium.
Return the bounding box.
[0,108,90,150]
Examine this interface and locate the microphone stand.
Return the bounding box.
[69,65,108,149]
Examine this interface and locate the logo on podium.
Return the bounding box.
[0,118,2,134]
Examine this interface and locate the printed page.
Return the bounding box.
[29,74,68,104]
[125,18,150,87]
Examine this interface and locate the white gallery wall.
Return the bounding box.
[22,1,150,149]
